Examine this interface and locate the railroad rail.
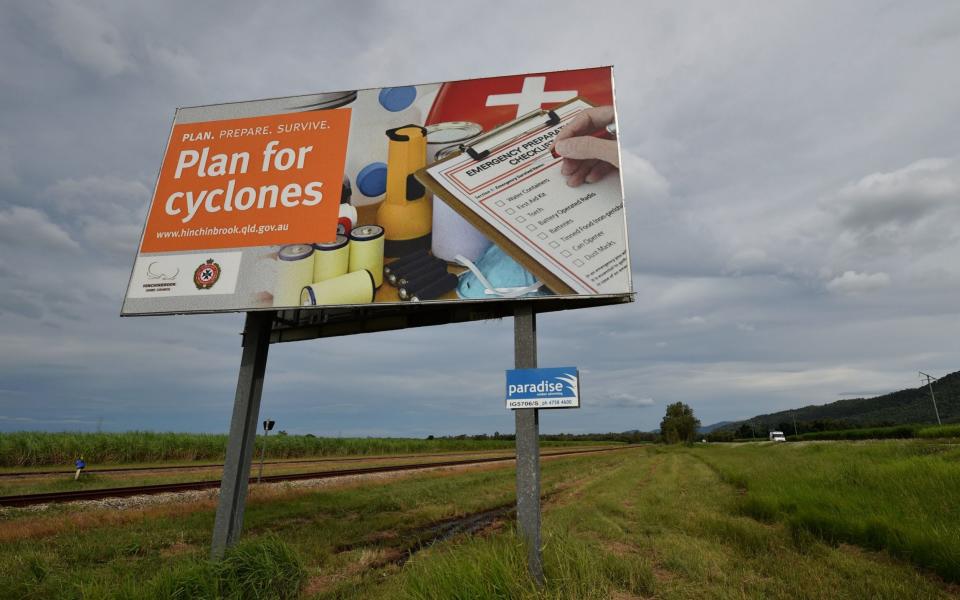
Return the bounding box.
[0,446,638,507]
[0,445,622,478]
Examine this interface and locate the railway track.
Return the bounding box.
[0,448,543,478]
[0,446,638,508]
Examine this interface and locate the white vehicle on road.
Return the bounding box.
[769,431,787,442]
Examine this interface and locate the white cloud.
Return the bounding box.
[147,43,201,83]
[829,157,958,231]
[45,175,150,216]
[0,206,77,250]
[620,148,669,200]
[26,1,135,78]
[825,270,891,295]
[600,393,655,408]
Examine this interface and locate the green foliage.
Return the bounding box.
[916,424,960,438]
[0,432,603,468]
[660,401,700,444]
[791,425,919,441]
[786,423,960,441]
[693,441,960,583]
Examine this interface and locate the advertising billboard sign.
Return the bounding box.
[506,367,581,409]
[122,67,630,316]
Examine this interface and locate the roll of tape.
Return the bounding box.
[301,270,376,306]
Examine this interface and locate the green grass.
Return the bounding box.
[385,446,950,599]
[692,440,960,583]
[0,431,607,467]
[9,535,306,600]
[2,445,956,599]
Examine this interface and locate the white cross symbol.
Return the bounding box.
[485,76,577,119]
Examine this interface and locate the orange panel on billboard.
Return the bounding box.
[141,111,351,253]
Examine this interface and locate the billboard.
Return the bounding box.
[122,67,631,316]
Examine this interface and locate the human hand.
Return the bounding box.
[551,105,619,187]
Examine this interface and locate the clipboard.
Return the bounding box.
[415,97,598,296]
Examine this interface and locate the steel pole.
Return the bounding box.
[211,311,273,560]
[513,304,544,585]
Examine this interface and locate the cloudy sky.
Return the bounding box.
[1,1,958,436]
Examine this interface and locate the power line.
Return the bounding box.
[919,371,942,426]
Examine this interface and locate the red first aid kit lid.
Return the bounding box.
[425,67,613,132]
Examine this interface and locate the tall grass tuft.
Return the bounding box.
[399,528,652,599]
[143,535,305,600]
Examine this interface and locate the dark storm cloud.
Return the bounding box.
[0,1,958,435]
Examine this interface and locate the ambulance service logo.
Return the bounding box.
[193,258,221,290]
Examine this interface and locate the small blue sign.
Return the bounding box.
[505,367,580,409]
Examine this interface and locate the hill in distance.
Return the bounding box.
[721,370,960,434]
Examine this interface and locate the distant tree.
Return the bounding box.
[277,430,288,436]
[660,402,701,444]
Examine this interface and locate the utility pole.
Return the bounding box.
[258,419,275,483]
[791,413,799,437]
[919,372,942,426]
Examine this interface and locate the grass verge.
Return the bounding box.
[692,440,960,583]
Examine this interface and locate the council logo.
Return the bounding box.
[193,258,221,290]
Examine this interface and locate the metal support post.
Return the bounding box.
[513,304,544,585]
[211,311,273,560]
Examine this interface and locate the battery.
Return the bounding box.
[274,244,315,308]
[301,269,376,306]
[387,251,437,285]
[383,250,430,279]
[348,225,385,287]
[386,252,436,285]
[397,264,450,300]
[396,258,446,288]
[409,273,459,302]
[313,235,349,282]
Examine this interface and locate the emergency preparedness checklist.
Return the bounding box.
[424,99,630,295]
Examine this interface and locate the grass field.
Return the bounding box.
[3,442,958,599]
[691,440,960,583]
[0,431,607,468]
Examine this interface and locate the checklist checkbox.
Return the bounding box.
[574,259,584,267]
[549,241,560,248]
[506,208,515,215]
[495,200,505,207]
[537,233,548,240]
[516,216,526,223]
[561,250,572,257]
[526,224,536,232]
